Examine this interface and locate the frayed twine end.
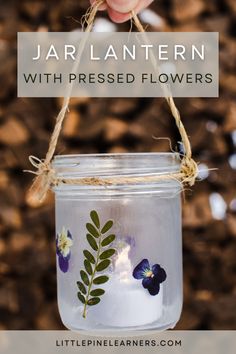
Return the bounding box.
[25,156,55,206]
[180,156,199,187]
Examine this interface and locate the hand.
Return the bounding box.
[90,0,154,23]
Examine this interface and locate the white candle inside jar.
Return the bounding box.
[91,245,163,327]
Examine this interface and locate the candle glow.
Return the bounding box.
[114,244,132,284]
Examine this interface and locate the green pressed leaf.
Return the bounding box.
[77,292,86,304]
[90,210,100,229]
[100,249,116,260]
[86,234,98,251]
[77,281,87,295]
[83,250,95,264]
[87,297,100,306]
[86,223,100,238]
[84,259,93,275]
[93,275,109,285]
[101,234,116,247]
[96,259,111,272]
[80,270,89,286]
[78,210,117,319]
[90,289,105,297]
[101,220,113,234]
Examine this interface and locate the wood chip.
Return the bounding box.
[0,116,29,146]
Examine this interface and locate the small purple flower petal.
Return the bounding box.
[147,278,160,296]
[67,230,73,239]
[152,264,161,275]
[56,228,73,273]
[58,255,69,273]
[152,264,167,283]
[56,236,60,256]
[133,259,150,279]
[142,276,153,289]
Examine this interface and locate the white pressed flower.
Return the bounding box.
[58,227,73,258]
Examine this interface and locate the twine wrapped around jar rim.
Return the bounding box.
[26,0,198,205]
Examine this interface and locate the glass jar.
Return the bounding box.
[52,153,183,333]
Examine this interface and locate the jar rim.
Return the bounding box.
[52,153,181,195]
[53,152,180,164]
[52,153,181,173]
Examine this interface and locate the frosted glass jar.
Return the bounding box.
[52,153,183,333]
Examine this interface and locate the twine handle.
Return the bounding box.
[26,0,198,206]
[26,0,104,206]
[131,12,198,186]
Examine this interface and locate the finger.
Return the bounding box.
[107,7,131,23]
[107,0,154,23]
[106,0,139,13]
[135,0,154,13]
[90,0,107,11]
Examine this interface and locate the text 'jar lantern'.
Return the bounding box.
[53,153,183,333]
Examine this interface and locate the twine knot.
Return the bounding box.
[28,156,52,176]
[180,156,198,187]
[26,156,55,205]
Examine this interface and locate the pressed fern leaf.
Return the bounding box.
[77,210,117,319]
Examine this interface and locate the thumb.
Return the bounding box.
[106,0,139,13]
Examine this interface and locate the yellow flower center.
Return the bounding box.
[145,270,154,278]
[58,229,73,257]
[59,239,69,251]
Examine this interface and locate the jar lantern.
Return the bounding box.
[53,153,183,333]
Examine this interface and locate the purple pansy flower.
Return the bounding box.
[133,259,167,296]
[56,227,73,273]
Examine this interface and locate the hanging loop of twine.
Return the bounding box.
[26,0,198,205]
